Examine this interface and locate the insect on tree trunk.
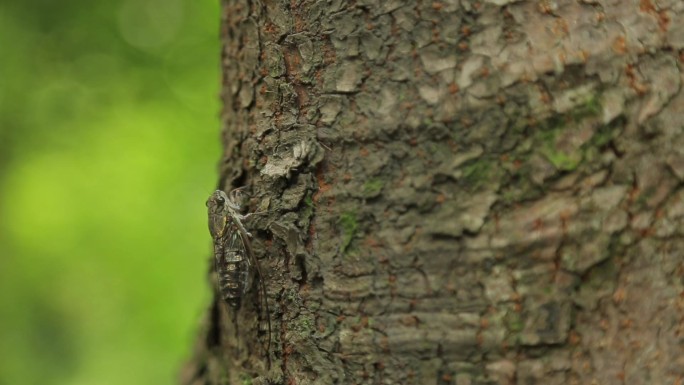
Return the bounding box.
[182,1,684,384]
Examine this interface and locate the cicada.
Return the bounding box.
[206,189,271,360]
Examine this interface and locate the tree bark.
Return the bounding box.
[182,1,684,384]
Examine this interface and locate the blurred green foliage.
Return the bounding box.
[0,1,221,384]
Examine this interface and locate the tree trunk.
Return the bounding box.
[182,1,684,384]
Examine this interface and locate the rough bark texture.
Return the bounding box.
[182,1,684,384]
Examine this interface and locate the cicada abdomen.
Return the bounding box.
[215,227,252,309]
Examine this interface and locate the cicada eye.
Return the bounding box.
[214,190,227,205]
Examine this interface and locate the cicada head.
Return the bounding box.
[207,190,230,239]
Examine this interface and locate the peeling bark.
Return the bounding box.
[182,1,684,384]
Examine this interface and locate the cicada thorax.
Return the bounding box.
[215,221,252,310]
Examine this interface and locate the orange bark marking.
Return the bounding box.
[612,36,627,55]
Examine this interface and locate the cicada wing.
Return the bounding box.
[238,228,271,367]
